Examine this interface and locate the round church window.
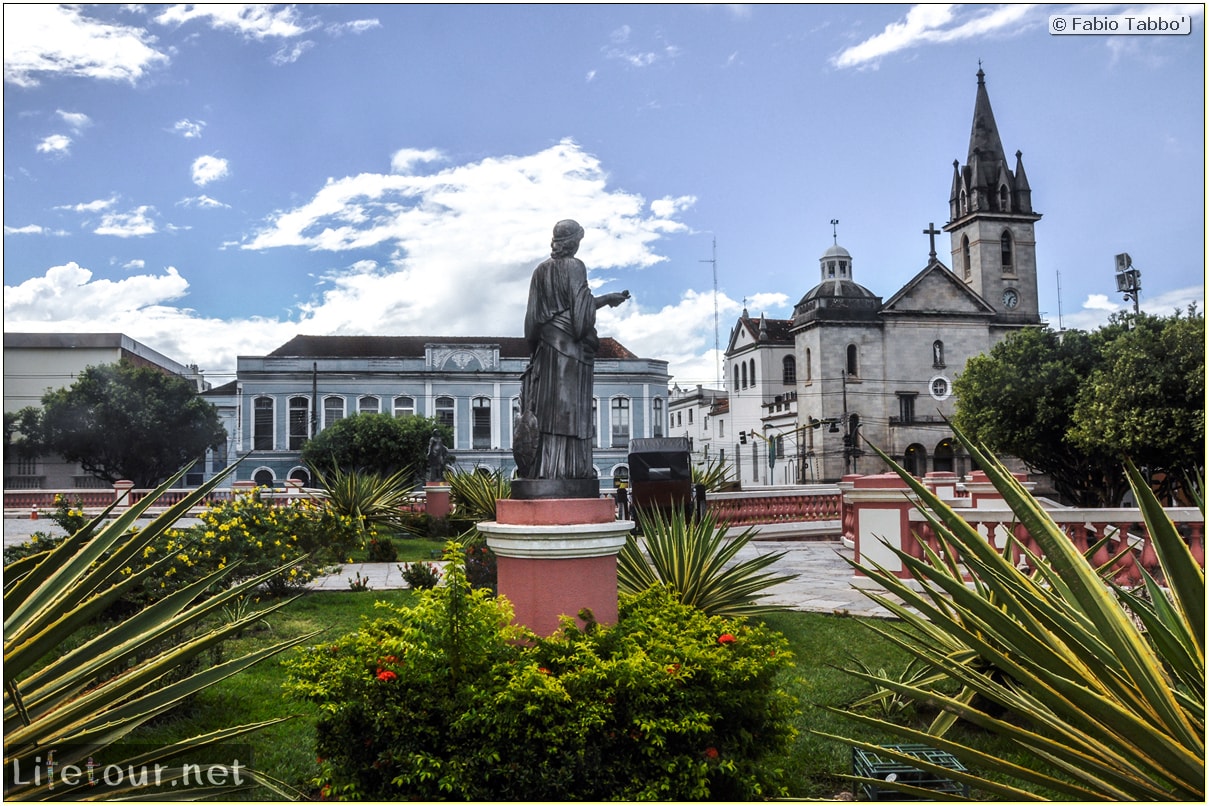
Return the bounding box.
[929,376,951,401]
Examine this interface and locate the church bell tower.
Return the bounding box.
[944,68,1041,323]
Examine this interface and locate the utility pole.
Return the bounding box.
[700,238,720,389]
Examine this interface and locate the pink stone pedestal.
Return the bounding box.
[425,482,452,519]
[479,498,633,636]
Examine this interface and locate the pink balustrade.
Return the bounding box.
[707,490,842,527]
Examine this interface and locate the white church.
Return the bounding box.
[674,68,1043,486]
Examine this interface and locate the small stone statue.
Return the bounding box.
[426,429,450,483]
[515,219,629,482]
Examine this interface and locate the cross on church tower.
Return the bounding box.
[922,222,941,260]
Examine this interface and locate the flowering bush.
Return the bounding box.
[125,487,362,603]
[399,561,441,590]
[50,493,90,534]
[282,551,796,801]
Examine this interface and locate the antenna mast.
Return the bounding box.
[1056,270,1065,331]
[700,238,720,388]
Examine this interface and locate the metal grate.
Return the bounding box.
[852,743,970,801]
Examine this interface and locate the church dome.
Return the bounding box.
[792,241,881,324]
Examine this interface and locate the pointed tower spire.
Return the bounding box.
[967,66,1008,170]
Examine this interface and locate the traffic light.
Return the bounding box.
[739,431,747,445]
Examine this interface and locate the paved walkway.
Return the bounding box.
[4,517,891,618]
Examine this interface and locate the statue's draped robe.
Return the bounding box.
[522,256,598,479]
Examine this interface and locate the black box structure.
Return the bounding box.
[852,743,970,800]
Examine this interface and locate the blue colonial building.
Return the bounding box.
[204,334,670,490]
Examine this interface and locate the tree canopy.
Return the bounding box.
[301,412,451,484]
[953,309,1204,506]
[17,359,227,488]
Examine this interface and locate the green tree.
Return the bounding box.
[301,412,449,483]
[953,310,1205,506]
[952,326,1124,506]
[25,359,226,488]
[1070,309,1205,502]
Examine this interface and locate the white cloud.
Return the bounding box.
[271,41,315,65]
[95,206,157,237]
[5,141,708,380]
[650,195,697,217]
[59,197,117,213]
[390,147,444,173]
[36,134,71,155]
[3,4,169,87]
[56,110,92,131]
[327,19,381,36]
[191,155,230,186]
[2,262,298,378]
[154,4,317,40]
[122,259,147,270]
[179,195,229,209]
[5,224,45,235]
[832,4,1036,69]
[173,118,206,138]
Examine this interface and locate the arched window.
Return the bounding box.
[323,396,345,430]
[652,397,664,438]
[749,359,756,387]
[805,348,812,382]
[253,467,275,486]
[472,397,491,449]
[253,396,274,451]
[733,365,740,391]
[961,235,972,279]
[903,444,927,477]
[934,439,956,473]
[288,466,311,486]
[998,185,1010,212]
[393,396,415,418]
[741,362,748,389]
[846,344,859,378]
[611,397,631,448]
[1000,230,1014,272]
[932,340,945,368]
[358,395,380,415]
[960,189,968,215]
[782,355,796,385]
[288,396,309,450]
[435,396,455,433]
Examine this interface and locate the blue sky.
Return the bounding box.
[4,4,1204,388]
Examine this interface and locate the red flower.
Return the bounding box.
[717,633,736,645]
[538,666,551,675]
[666,663,681,674]
[704,747,719,760]
[376,669,398,682]
[382,655,398,664]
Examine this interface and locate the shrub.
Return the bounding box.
[619,507,797,617]
[446,467,510,521]
[364,535,398,563]
[282,552,796,801]
[399,560,441,590]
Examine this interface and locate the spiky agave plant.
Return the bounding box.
[312,464,419,536]
[618,507,797,617]
[446,467,511,522]
[3,463,316,800]
[817,428,1204,801]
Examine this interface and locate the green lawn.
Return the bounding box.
[131,591,1021,800]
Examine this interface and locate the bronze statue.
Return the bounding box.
[426,428,450,482]
[515,220,628,483]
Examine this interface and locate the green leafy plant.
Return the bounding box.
[399,560,441,590]
[312,465,419,538]
[692,454,734,492]
[818,428,1205,801]
[446,467,510,521]
[3,463,313,800]
[282,550,796,801]
[618,507,797,617]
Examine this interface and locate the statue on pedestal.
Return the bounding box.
[514,219,628,493]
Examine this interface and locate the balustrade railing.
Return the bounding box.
[908,507,1205,586]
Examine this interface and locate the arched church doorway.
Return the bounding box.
[903,443,927,477]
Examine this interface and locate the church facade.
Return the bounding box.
[721,68,1042,484]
